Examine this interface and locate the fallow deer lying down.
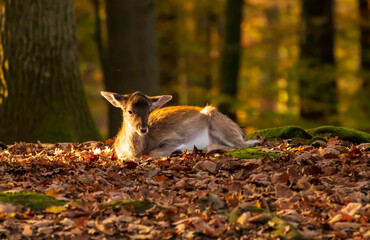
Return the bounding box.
[101,91,260,159]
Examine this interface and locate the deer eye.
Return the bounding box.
[128,110,133,115]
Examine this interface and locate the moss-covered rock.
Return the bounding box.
[246,126,312,141]
[306,135,328,145]
[228,147,280,159]
[246,125,370,144]
[0,192,66,211]
[307,126,370,144]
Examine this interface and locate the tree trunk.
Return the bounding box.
[105,0,159,138]
[91,0,108,83]
[299,0,337,124]
[219,0,244,120]
[157,0,179,105]
[261,4,280,112]
[0,0,101,144]
[358,0,370,128]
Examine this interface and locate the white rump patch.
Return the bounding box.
[175,127,211,151]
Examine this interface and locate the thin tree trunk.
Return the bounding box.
[91,0,107,82]
[299,0,337,124]
[219,0,244,120]
[0,0,101,144]
[157,0,179,105]
[358,0,370,128]
[261,4,280,112]
[105,0,159,138]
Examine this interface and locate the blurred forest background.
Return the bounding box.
[0,0,369,143]
[76,0,370,138]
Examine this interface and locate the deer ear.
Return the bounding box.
[149,95,172,110]
[101,91,128,108]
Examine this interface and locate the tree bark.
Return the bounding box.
[358,0,370,126]
[299,0,337,124]
[105,0,159,138]
[219,0,244,120]
[91,0,108,83]
[261,4,280,112]
[0,0,101,144]
[157,0,179,105]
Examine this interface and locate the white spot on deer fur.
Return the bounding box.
[175,127,211,151]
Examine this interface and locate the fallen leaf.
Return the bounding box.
[332,222,361,231]
[37,226,53,236]
[237,212,252,226]
[0,203,17,213]
[45,188,58,197]
[60,218,74,226]
[74,216,88,229]
[95,219,115,235]
[340,202,362,216]
[153,175,168,182]
[320,147,340,159]
[275,183,293,198]
[45,206,66,214]
[22,225,33,237]
[328,214,342,224]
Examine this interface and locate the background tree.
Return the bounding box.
[358,0,370,129]
[105,0,159,138]
[299,0,337,124]
[218,0,244,120]
[75,0,369,135]
[0,0,101,143]
[157,0,180,105]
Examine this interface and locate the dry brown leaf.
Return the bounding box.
[332,222,361,231]
[152,175,168,182]
[275,183,293,198]
[0,203,17,214]
[22,225,33,237]
[320,147,340,159]
[190,217,217,236]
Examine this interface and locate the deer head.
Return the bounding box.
[101,91,172,136]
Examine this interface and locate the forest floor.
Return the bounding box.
[0,134,369,239]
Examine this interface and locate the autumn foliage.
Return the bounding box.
[0,137,368,239]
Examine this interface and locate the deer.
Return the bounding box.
[101,91,260,159]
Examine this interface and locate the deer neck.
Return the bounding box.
[115,118,146,158]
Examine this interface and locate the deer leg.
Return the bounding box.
[206,107,261,148]
[148,141,184,158]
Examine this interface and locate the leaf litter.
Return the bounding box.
[0,137,368,239]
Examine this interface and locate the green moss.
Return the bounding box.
[229,204,266,224]
[246,125,370,144]
[307,126,370,144]
[270,216,304,240]
[306,135,328,145]
[228,147,280,159]
[246,126,312,140]
[0,192,67,211]
[110,200,162,213]
[229,205,303,239]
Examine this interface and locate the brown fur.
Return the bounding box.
[101,91,250,159]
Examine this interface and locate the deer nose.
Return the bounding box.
[140,128,148,134]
